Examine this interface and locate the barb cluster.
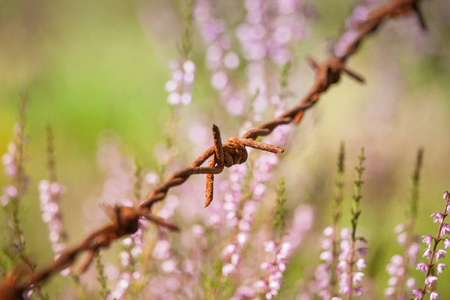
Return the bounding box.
[0,0,425,298]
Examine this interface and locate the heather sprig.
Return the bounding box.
[39,125,69,256]
[232,194,313,300]
[1,95,47,299]
[110,163,146,299]
[350,148,365,241]
[313,143,346,299]
[334,1,371,58]
[2,94,30,262]
[385,148,423,298]
[165,0,196,107]
[333,142,346,229]
[95,250,110,300]
[338,148,367,299]
[411,192,450,300]
[274,177,287,239]
[133,160,143,205]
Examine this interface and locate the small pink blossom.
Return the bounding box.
[436,249,446,261]
[440,224,450,236]
[263,241,275,253]
[437,263,447,275]
[394,223,405,234]
[416,262,428,274]
[425,275,438,287]
[384,287,395,297]
[406,278,416,289]
[430,291,440,300]
[356,258,366,271]
[397,232,407,246]
[353,272,364,285]
[410,289,422,299]
[422,235,433,247]
[444,238,450,249]
[431,212,444,223]
[423,248,432,259]
[222,264,236,276]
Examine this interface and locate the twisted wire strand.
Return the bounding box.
[0,0,424,298]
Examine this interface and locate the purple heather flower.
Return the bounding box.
[166,60,195,106]
[397,232,407,246]
[161,259,177,273]
[416,262,428,274]
[39,180,68,255]
[384,287,395,297]
[436,249,446,261]
[441,224,450,236]
[431,212,444,223]
[411,289,422,299]
[425,275,438,287]
[353,272,364,285]
[406,278,416,289]
[422,248,432,259]
[356,258,366,271]
[444,238,450,249]
[443,192,448,200]
[430,291,440,300]
[222,264,236,276]
[436,263,447,275]
[394,223,405,234]
[422,235,433,247]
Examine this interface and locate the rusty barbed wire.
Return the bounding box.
[0,0,425,298]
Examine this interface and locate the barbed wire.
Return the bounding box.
[0,0,425,298]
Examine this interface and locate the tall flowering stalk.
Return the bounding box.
[231,178,313,300]
[253,178,291,300]
[2,95,30,262]
[162,0,196,179]
[411,192,450,300]
[95,250,111,299]
[385,148,423,299]
[213,63,295,296]
[108,162,146,300]
[334,0,373,58]
[337,148,367,299]
[313,143,346,299]
[194,0,244,115]
[39,125,69,256]
[1,95,45,299]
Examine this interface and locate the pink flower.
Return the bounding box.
[416,262,428,274]
[422,235,433,247]
[436,263,447,275]
[353,272,364,285]
[394,223,405,234]
[253,280,267,291]
[406,278,416,289]
[440,224,450,236]
[222,264,236,276]
[436,249,446,261]
[431,213,444,223]
[384,287,395,297]
[443,192,448,200]
[444,238,450,249]
[425,275,438,287]
[263,241,275,253]
[423,248,432,259]
[410,289,422,299]
[356,258,366,271]
[430,291,440,300]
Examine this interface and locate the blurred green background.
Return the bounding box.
[1,0,450,298]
